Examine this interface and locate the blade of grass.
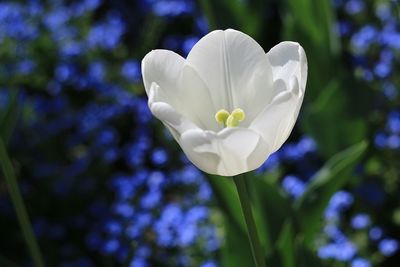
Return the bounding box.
[0,90,19,144]
[0,137,45,267]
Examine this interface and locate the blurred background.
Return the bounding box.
[0,0,400,266]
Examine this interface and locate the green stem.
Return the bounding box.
[0,137,45,267]
[233,174,266,267]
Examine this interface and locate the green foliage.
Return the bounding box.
[206,175,246,234]
[207,141,366,267]
[220,222,254,267]
[302,80,368,157]
[294,141,368,247]
[0,90,19,145]
[285,0,340,55]
[198,0,262,35]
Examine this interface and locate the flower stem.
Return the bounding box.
[0,137,45,267]
[233,174,266,267]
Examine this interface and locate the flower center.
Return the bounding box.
[215,108,245,127]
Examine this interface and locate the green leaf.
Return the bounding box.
[294,141,368,247]
[285,0,340,55]
[206,175,246,235]
[0,137,45,267]
[296,244,327,267]
[244,174,272,255]
[283,0,341,102]
[249,173,292,251]
[221,221,254,267]
[276,220,295,267]
[198,0,261,35]
[302,81,367,157]
[0,90,19,144]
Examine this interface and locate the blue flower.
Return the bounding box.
[110,174,136,200]
[318,244,337,259]
[351,25,377,52]
[369,227,383,241]
[55,63,76,82]
[102,238,120,254]
[336,241,358,261]
[325,191,354,220]
[324,225,347,242]
[351,258,371,267]
[379,238,399,256]
[88,61,106,82]
[95,127,118,146]
[105,220,122,236]
[281,143,302,161]
[337,20,353,37]
[345,0,364,15]
[178,223,198,246]
[27,2,43,17]
[140,189,162,209]
[381,25,400,49]
[319,241,357,261]
[130,257,148,267]
[43,8,71,31]
[147,171,166,188]
[121,60,141,82]
[151,148,169,166]
[17,60,36,75]
[374,61,391,78]
[146,0,194,17]
[374,132,387,149]
[182,36,199,56]
[197,182,212,201]
[113,202,134,218]
[351,213,370,229]
[387,111,400,134]
[72,0,102,14]
[387,135,400,149]
[382,82,397,100]
[87,14,125,50]
[186,206,209,223]
[200,260,218,267]
[257,152,280,173]
[136,245,151,258]
[281,175,306,199]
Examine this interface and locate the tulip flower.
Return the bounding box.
[142,29,307,176]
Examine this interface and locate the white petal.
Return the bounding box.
[148,83,199,140]
[266,41,307,97]
[142,49,185,97]
[249,42,307,153]
[150,103,199,137]
[181,65,222,131]
[249,79,303,154]
[142,49,219,130]
[186,29,273,122]
[179,127,269,176]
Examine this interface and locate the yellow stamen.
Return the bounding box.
[231,108,245,122]
[215,108,245,128]
[215,109,230,126]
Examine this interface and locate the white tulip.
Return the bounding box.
[142,29,307,176]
